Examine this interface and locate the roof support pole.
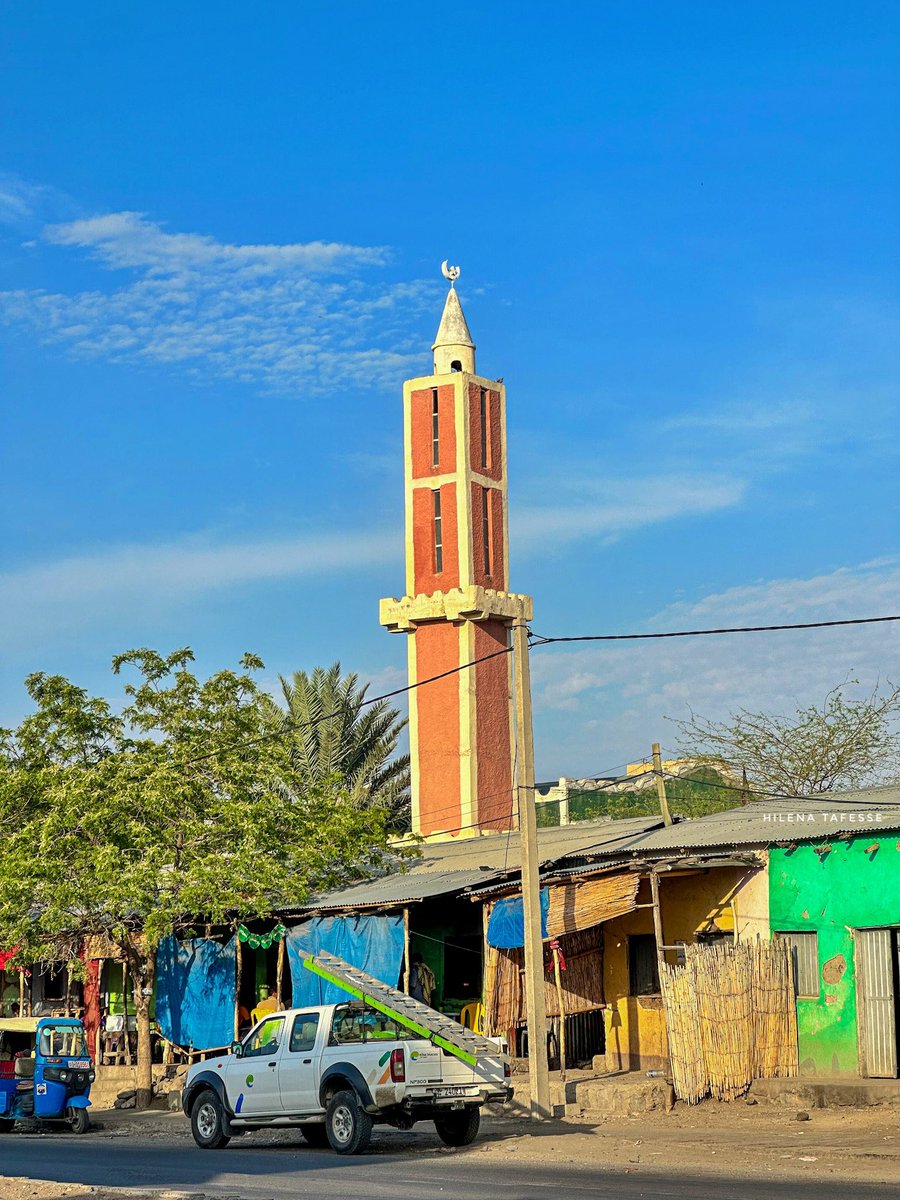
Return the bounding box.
[276,936,286,1007]
[402,907,410,994]
[649,867,671,1070]
[234,933,242,1042]
[513,620,551,1119]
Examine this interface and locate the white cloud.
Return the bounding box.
[661,401,814,436]
[515,475,744,551]
[531,558,900,776]
[1,211,433,392]
[43,211,388,275]
[0,528,398,649]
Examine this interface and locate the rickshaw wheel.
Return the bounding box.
[66,1107,90,1135]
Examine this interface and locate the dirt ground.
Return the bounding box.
[3,1100,900,1196]
[0,1184,194,1200]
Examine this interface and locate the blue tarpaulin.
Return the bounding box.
[155,936,236,1051]
[486,889,550,948]
[286,914,405,1007]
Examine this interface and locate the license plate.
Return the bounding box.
[432,1086,470,1098]
[69,1060,91,1069]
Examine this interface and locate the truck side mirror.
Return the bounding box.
[230,1041,243,1057]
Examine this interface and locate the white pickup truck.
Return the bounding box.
[182,999,511,1154]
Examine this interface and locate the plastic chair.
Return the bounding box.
[459,1002,483,1034]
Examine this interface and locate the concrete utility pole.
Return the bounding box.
[512,620,551,1119]
[652,742,672,827]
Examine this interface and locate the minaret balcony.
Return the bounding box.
[379,585,533,633]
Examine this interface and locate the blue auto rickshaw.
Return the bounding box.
[0,1016,94,1133]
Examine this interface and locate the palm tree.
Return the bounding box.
[263,663,411,830]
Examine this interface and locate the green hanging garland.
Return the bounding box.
[237,922,286,951]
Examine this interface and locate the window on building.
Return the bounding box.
[777,931,819,997]
[482,486,491,576]
[479,387,488,469]
[433,488,443,573]
[432,388,440,468]
[450,360,463,372]
[628,934,660,996]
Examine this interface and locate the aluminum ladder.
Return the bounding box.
[301,950,500,1067]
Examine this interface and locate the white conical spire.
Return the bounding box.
[432,263,476,374]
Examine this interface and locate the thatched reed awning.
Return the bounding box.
[546,872,640,937]
[483,870,641,1036]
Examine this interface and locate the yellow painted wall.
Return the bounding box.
[602,865,768,1071]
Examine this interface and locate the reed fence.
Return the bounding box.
[660,937,798,1103]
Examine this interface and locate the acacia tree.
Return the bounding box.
[0,649,406,1108]
[672,680,900,795]
[262,663,411,830]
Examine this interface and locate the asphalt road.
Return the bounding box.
[4,1134,900,1200]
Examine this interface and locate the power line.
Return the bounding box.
[660,768,899,807]
[178,645,513,767]
[529,613,900,646]
[41,612,897,778]
[410,767,659,831]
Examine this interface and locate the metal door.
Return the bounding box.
[858,929,897,1078]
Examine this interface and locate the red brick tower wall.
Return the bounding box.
[413,622,462,835]
[473,620,514,831]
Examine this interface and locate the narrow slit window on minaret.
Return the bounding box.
[433,488,443,573]
[431,388,440,468]
[482,486,491,576]
[479,387,488,469]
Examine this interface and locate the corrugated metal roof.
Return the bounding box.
[295,814,664,912]
[292,785,900,913]
[288,868,502,912]
[609,785,900,855]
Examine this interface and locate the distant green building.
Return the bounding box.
[769,795,900,1078]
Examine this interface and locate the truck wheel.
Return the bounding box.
[66,1107,90,1135]
[0,1119,14,1134]
[190,1089,231,1150]
[434,1106,481,1147]
[299,1122,329,1148]
[325,1089,373,1155]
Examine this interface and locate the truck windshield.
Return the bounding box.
[39,1025,87,1058]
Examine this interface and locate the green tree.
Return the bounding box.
[672,680,900,795]
[262,663,411,830]
[0,650,406,1107]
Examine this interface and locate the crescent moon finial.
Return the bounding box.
[441,260,461,285]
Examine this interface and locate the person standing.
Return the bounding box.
[409,954,436,1006]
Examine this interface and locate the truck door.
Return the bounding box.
[277,1012,323,1115]
[227,1015,286,1117]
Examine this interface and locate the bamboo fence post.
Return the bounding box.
[276,938,285,1007]
[402,907,411,994]
[551,941,567,1081]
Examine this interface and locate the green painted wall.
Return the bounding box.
[769,832,900,1076]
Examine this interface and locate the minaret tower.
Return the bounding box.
[380,265,533,838]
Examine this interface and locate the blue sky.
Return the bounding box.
[1,2,898,777]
